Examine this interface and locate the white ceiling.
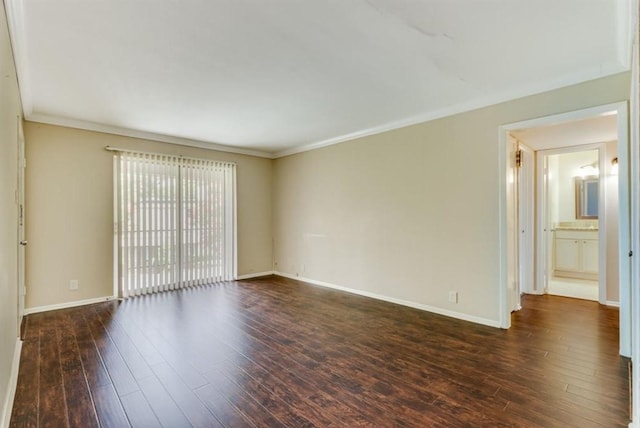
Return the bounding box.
[5,0,632,158]
[511,113,618,151]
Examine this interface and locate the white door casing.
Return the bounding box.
[506,134,520,314]
[16,116,25,334]
[536,153,551,295]
[518,143,535,295]
[628,5,640,425]
[499,102,629,344]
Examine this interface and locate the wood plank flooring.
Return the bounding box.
[10,275,629,427]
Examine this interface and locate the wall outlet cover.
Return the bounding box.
[448,291,458,303]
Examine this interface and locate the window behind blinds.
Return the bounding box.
[115,151,236,298]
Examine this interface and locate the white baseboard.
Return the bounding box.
[274,272,501,328]
[24,295,116,315]
[606,300,621,308]
[236,271,275,280]
[1,338,22,428]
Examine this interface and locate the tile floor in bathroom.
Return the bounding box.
[547,276,599,301]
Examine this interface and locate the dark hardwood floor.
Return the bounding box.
[10,275,629,427]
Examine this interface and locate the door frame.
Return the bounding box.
[535,143,607,304]
[518,143,535,296]
[629,13,640,426]
[498,102,630,350]
[505,134,520,312]
[16,115,25,335]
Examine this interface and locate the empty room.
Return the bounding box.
[1,1,640,427]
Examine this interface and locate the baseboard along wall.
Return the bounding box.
[273,272,501,328]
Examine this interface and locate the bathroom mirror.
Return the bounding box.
[575,177,598,219]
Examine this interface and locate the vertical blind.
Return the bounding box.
[115,151,236,298]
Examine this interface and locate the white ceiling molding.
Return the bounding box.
[618,0,637,68]
[4,0,632,158]
[4,0,31,115]
[27,113,274,159]
[275,65,627,158]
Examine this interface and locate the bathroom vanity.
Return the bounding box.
[553,227,598,280]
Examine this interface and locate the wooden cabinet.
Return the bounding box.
[553,230,598,280]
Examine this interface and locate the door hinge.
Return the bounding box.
[630,250,634,257]
[515,150,523,168]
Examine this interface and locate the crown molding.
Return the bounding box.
[618,0,638,68]
[4,0,32,116]
[274,66,629,158]
[6,0,630,161]
[25,66,629,161]
[26,113,275,159]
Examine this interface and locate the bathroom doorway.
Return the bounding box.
[538,147,609,302]
[498,102,630,358]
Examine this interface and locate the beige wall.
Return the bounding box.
[24,123,273,309]
[0,0,22,422]
[273,72,630,324]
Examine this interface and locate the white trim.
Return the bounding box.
[274,272,501,328]
[620,0,638,69]
[518,143,535,296]
[598,144,608,305]
[628,9,640,427]
[231,165,238,281]
[4,0,32,116]
[26,113,274,159]
[1,338,22,428]
[4,0,630,161]
[498,102,629,334]
[616,102,632,358]
[274,68,628,159]
[606,300,621,308]
[498,126,510,328]
[236,271,274,280]
[24,296,115,315]
[500,103,625,133]
[535,150,549,296]
[113,156,120,299]
[20,71,630,163]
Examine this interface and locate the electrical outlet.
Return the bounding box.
[70,280,79,291]
[448,291,458,303]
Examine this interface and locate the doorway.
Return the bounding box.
[538,147,606,303]
[498,102,630,358]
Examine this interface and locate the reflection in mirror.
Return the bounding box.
[575,177,598,219]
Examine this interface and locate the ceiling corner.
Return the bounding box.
[4,0,32,116]
[26,113,277,159]
[618,0,638,69]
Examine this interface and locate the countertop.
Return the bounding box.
[553,227,599,231]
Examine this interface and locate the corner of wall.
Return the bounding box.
[1,339,22,428]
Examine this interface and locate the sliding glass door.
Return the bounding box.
[115,151,236,297]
